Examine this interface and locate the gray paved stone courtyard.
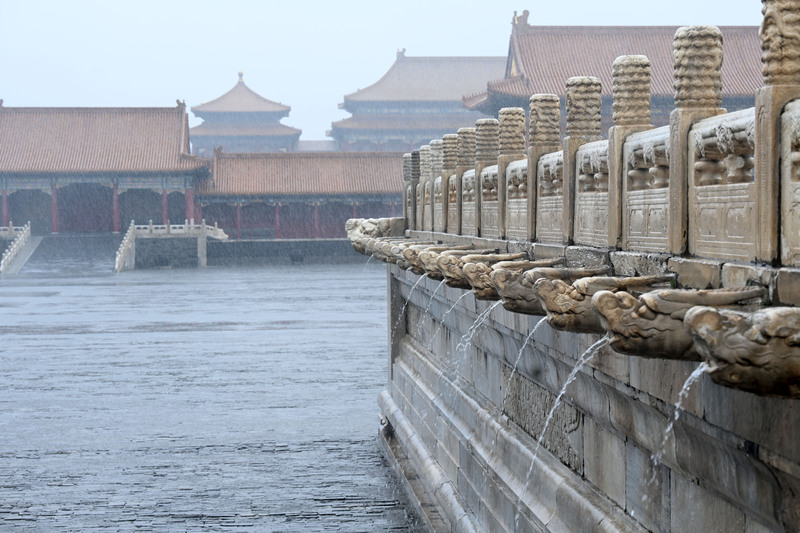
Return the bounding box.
[0,248,419,532]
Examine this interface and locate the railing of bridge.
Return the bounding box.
[114,220,137,273]
[0,222,31,274]
[114,219,228,272]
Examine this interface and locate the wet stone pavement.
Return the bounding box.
[0,242,421,532]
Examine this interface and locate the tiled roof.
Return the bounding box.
[201,152,403,196]
[343,52,506,104]
[0,104,209,174]
[191,73,290,114]
[467,23,761,106]
[330,112,489,132]
[190,122,301,137]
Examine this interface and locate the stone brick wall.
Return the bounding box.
[381,263,800,533]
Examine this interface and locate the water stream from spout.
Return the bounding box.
[361,254,373,273]
[513,335,608,531]
[456,300,502,354]
[501,318,547,410]
[429,292,470,352]
[391,274,427,335]
[643,362,709,501]
[423,279,446,315]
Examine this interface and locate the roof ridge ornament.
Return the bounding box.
[238,71,244,83]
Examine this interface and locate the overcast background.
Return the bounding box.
[0,0,760,140]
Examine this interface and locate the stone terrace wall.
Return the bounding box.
[375,5,800,532]
[383,256,798,532]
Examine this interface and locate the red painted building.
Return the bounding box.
[199,150,402,239]
[0,102,210,234]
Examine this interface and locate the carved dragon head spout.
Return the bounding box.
[481,257,565,308]
[592,287,766,360]
[458,253,529,299]
[685,306,800,398]
[535,275,675,334]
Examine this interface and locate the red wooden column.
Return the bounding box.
[161,189,169,225]
[313,202,320,238]
[1,189,9,227]
[51,185,59,233]
[275,203,281,239]
[235,203,242,240]
[352,203,358,218]
[112,183,120,232]
[185,188,195,223]
[390,202,396,218]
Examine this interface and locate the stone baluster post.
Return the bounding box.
[563,76,603,244]
[430,139,445,232]
[669,25,725,254]
[442,134,458,234]
[528,94,562,240]
[760,0,800,263]
[498,107,526,239]
[411,150,422,231]
[608,55,653,248]
[419,145,432,231]
[455,127,476,235]
[475,118,500,237]
[402,152,413,230]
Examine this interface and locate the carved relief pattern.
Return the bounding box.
[623,127,671,251]
[430,139,444,185]
[689,109,757,260]
[499,107,527,158]
[760,0,800,85]
[442,134,458,170]
[574,141,610,247]
[537,152,564,243]
[433,177,444,232]
[447,175,459,232]
[415,182,424,230]
[529,94,561,146]
[506,160,529,241]
[538,151,564,198]
[612,55,651,126]
[781,100,800,264]
[456,127,476,168]
[402,153,412,183]
[481,166,500,238]
[461,170,477,235]
[419,145,431,183]
[566,76,602,137]
[673,25,723,109]
[476,119,500,165]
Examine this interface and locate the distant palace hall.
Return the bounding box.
[0,13,762,239]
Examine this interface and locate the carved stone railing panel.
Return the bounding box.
[481,165,500,238]
[433,176,445,232]
[536,151,564,243]
[415,181,424,230]
[688,108,757,261]
[423,180,433,231]
[574,140,610,247]
[505,159,529,241]
[447,174,459,234]
[622,126,671,251]
[781,99,800,265]
[461,170,477,236]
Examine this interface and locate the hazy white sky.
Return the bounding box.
[1,0,760,140]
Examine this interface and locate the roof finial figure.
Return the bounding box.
[238,71,244,82]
